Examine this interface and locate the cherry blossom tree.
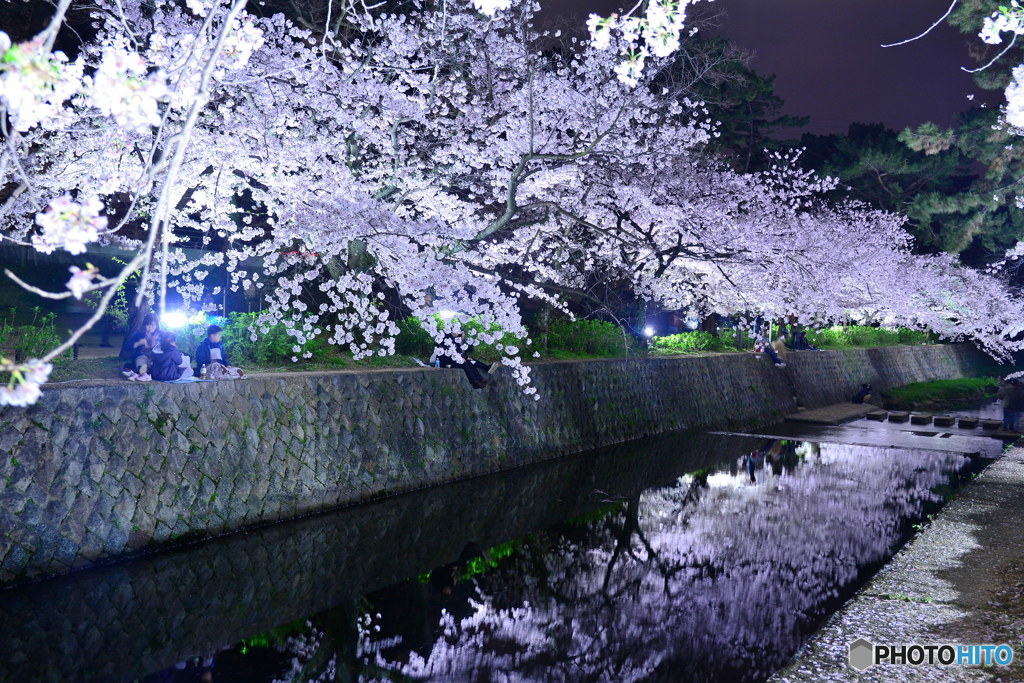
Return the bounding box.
[1,0,1023,406]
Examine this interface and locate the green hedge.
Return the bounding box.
[170,315,933,367]
[396,316,635,360]
[805,326,929,349]
[395,316,435,357]
[651,331,736,354]
[0,307,67,364]
[394,315,526,362]
[172,312,329,366]
[545,319,635,357]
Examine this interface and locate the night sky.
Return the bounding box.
[713,0,998,134]
[550,0,1001,135]
[3,0,1001,136]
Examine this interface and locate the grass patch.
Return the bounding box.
[45,345,652,383]
[881,377,999,411]
[882,592,936,604]
[806,326,929,349]
[46,353,424,382]
[651,331,738,354]
[48,357,125,383]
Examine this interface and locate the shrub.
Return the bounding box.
[546,319,633,357]
[652,331,735,354]
[216,312,329,366]
[881,377,998,410]
[805,325,928,349]
[395,316,434,357]
[465,321,526,362]
[897,328,930,345]
[0,307,67,365]
[394,315,525,361]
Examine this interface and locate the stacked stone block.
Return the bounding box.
[0,344,986,585]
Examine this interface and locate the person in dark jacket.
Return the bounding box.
[999,378,1024,432]
[433,330,497,389]
[194,325,230,372]
[852,383,873,404]
[194,324,245,379]
[151,332,186,382]
[793,331,818,351]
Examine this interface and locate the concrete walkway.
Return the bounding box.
[786,403,878,425]
[772,447,1024,682]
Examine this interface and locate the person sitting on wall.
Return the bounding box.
[194,324,245,380]
[752,329,786,368]
[151,332,193,382]
[772,331,789,366]
[793,331,819,351]
[851,383,873,404]
[122,313,160,380]
[433,330,498,389]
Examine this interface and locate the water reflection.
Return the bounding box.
[344,443,973,682]
[0,432,760,682]
[0,436,981,682]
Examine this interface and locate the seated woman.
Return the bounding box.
[150,332,188,382]
[122,313,160,379]
[194,324,245,379]
[794,331,818,351]
[433,330,497,389]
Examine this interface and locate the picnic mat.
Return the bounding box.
[155,377,217,384]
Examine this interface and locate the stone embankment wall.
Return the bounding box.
[0,431,758,682]
[0,344,986,585]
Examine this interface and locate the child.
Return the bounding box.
[151,332,187,382]
[194,324,245,379]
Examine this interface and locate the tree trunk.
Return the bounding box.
[700,313,720,337]
[119,294,150,359]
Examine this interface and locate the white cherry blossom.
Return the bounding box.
[32,195,107,256]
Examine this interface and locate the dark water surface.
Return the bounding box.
[0,430,989,683]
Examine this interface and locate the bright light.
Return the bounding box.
[643,325,655,337]
[438,310,458,320]
[163,311,189,329]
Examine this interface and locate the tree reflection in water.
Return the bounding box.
[347,443,971,682]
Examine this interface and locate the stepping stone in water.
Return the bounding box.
[888,411,910,423]
[866,411,888,421]
[981,419,1002,430]
[910,414,933,425]
[958,417,979,429]
[933,415,956,427]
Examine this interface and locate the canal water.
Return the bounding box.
[0,424,1002,683]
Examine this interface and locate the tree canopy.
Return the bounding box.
[0,0,1022,405]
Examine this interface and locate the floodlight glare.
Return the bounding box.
[162,311,189,329]
[644,326,655,337]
